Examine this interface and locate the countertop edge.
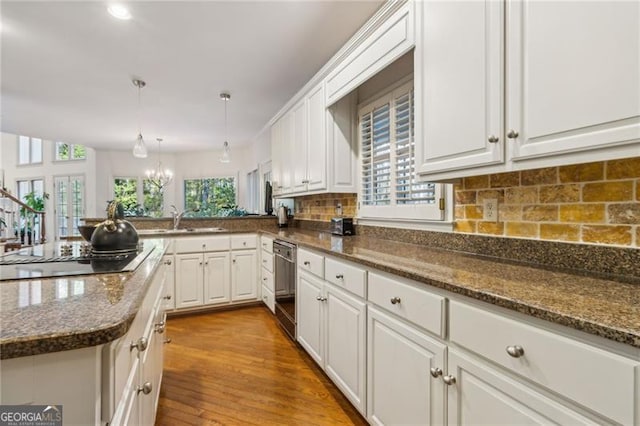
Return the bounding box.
[260,230,640,349]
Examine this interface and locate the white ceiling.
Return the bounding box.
[0,0,382,153]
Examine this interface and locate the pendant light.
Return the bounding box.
[132,79,148,158]
[220,92,231,163]
[146,138,173,190]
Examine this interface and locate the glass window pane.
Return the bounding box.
[183,177,236,217]
[143,179,163,218]
[31,139,42,163]
[19,136,30,164]
[56,142,69,161]
[72,144,86,160]
[114,178,138,216]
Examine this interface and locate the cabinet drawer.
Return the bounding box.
[298,248,324,279]
[261,251,273,273]
[368,272,445,337]
[449,301,639,425]
[261,285,275,314]
[260,235,274,254]
[325,257,366,298]
[174,236,229,253]
[231,234,257,250]
[261,267,274,292]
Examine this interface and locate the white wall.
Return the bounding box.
[95,144,257,215]
[0,132,98,239]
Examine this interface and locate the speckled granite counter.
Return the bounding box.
[0,239,167,359]
[261,228,640,349]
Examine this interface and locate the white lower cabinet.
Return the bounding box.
[172,234,259,311]
[446,349,599,425]
[297,264,367,415]
[367,306,446,426]
[231,250,257,301]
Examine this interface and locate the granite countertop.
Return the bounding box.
[262,228,640,349]
[0,239,167,359]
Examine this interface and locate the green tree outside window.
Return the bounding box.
[184,177,236,217]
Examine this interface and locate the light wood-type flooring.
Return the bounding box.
[155,306,367,425]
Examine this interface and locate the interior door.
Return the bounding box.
[54,175,85,239]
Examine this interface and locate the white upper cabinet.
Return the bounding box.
[292,99,309,193]
[414,0,504,175]
[507,0,640,163]
[306,83,328,192]
[325,3,414,107]
[416,0,640,180]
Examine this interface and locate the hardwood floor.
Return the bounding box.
[155,306,367,426]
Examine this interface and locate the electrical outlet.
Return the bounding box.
[483,198,498,222]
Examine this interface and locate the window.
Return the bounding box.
[55,142,86,161]
[184,177,236,217]
[113,177,164,217]
[246,169,259,214]
[17,178,44,202]
[113,177,139,216]
[18,136,42,165]
[359,81,443,221]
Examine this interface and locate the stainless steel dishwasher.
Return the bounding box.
[273,240,296,340]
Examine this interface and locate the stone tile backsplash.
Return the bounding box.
[454,157,640,247]
[294,193,357,221]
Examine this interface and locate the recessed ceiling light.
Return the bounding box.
[107,4,132,20]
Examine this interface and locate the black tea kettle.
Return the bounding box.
[91,200,139,253]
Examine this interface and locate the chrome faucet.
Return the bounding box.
[171,205,199,230]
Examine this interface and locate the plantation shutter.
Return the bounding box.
[361,102,391,206]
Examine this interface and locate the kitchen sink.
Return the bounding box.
[138,227,227,235]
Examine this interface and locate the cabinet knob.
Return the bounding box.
[243,241,247,246]
[507,129,519,139]
[199,262,203,266]
[164,259,172,265]
[164,338,172,344]
[205,261,209,265]
[506,345,525,358]
[130,337,148,352]
[137,382,153,395]
[233,259,236,264]
[316,295,323,301]
[488,135,500,143]
[429,367,443,378]
[263,277,267,281]
[443,375,456,386]
[390,297,401,305]
[304,261,310,266]
[154,321,166,334]
[335,274,344,280]
[202,244,206,249]
[163,294,172,300]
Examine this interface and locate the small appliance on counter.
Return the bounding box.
[331,217,354,236]
[277,205,289,228]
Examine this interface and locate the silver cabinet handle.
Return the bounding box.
[130,337,148,352]
[137,382,153,395]
[488,135,500,143]
[507,129,519,139]
[163,259,172,265]
[506,345,525,358]
[390,297,401,305]
[154,321,166,334]
[443,375,456,386]
[430,367,443,378]
[335,274,344,279]
[163,294,172,300]
[304,261,310,266]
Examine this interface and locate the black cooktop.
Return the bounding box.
[0,243,154,281]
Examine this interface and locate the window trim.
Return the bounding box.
[357,80,447,223]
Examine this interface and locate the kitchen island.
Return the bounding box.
[0,238,170,425]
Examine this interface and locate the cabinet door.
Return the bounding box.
[270,120,282,196]
[162,256,175,310]
[231,250,257,301]
[508,1,640,162]
[204,252,231,305]
[306,82,327,191]
[415,0,504,175]
[297,271,324,366]
[324,284,366,415]
[367,306,446,426]
[292,100,308,193]
[279,112,294,194]
[175,254,203,309]
[447,349,601,425]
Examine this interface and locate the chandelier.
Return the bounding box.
[146,138,173,190]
